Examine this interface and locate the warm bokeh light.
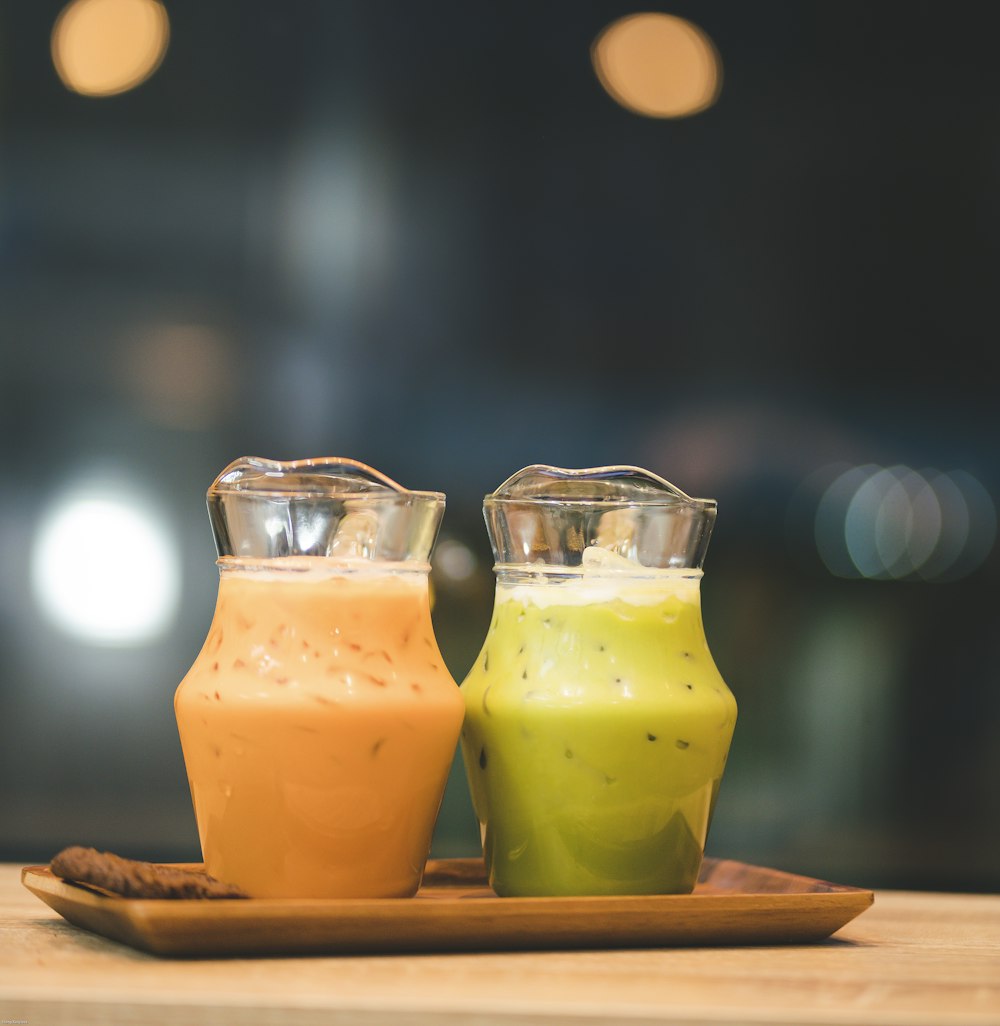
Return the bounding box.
[30,483,180,646]
[118,323,232,430]
[51,0,169,98]
[814,464,996,581]
[591,12,721,119]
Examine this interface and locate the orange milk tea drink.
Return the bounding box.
[460,466,736,897]
[174,457,464,898]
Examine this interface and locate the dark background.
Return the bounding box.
[1,0,998,892]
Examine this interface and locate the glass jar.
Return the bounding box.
[460,464,737,896]
[174,457,464,898]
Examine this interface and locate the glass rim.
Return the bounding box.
[484,463,716,510]
[483,494,717,510]
[208,456,446,503]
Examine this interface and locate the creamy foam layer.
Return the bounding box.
[496,546,702,607]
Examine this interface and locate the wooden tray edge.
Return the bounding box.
[22,858,874,958]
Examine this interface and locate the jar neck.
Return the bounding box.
[494,563,703,585]
[216,555,431,580]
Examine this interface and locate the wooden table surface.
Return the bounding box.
[0,863,997,1026]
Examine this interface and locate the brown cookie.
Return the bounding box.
[49,846,248,899]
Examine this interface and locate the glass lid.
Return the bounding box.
[207,456,445,564]
[483,464,717,570]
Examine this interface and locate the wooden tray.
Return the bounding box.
[21,857,873,958]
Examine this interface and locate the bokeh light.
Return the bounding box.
[118,323,232,430]
[435,538,478,582]
[591,12,722,119]
[51,0,169,98]
[30,481,181,646]
[814,464,996,581]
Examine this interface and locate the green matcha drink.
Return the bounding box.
[462,463,734,897]
[461,555,736,897]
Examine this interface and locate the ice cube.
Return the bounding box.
[581,546,639,571]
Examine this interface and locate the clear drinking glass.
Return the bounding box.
[174,457,464,898]
[460,464,737,896]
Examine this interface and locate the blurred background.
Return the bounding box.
[1,0,998,893]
